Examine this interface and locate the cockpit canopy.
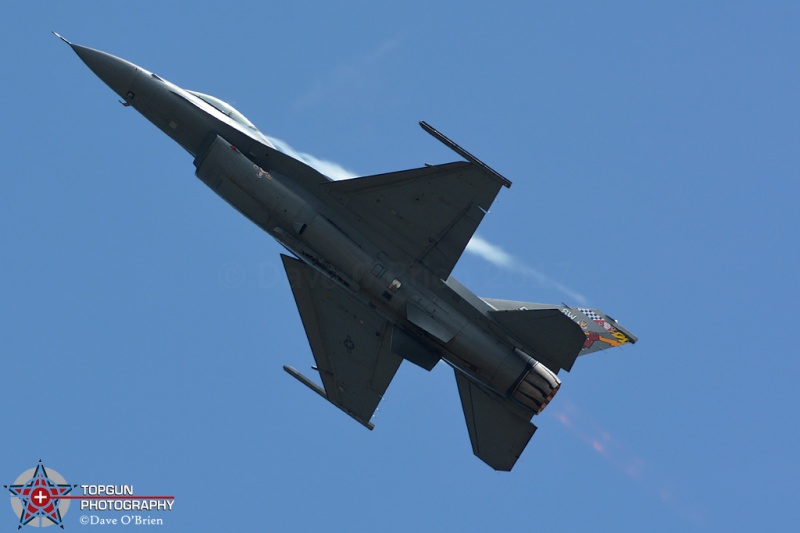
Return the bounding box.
[187,90,260,133]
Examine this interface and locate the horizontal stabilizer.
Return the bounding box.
[455,371,536,471]
[487,305,586,373]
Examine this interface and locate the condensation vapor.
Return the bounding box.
[465,235,588,305]
[265,135,357,181]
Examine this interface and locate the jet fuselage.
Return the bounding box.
[61,36,636,470]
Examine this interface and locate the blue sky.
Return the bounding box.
[2,2,799,531]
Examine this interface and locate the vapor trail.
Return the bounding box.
[266,135,356,181]
[465,235,588,305]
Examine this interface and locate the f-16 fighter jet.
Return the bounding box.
[57,34,636,471]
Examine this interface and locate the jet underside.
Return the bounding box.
[59,35,637,471]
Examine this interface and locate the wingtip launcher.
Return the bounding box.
[419,121,512,188]
[283,365,375,430]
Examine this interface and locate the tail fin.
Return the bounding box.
[569,306,637,354]
[483,299,637,371]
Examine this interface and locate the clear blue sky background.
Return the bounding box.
[2,2,799,531]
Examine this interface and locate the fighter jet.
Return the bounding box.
[57,34,636,471]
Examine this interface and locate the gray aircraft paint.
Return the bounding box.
[58,34,636,471]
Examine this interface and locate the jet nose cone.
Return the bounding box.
[69,43,139,99]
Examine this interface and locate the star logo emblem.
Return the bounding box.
[5,461,76,529]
